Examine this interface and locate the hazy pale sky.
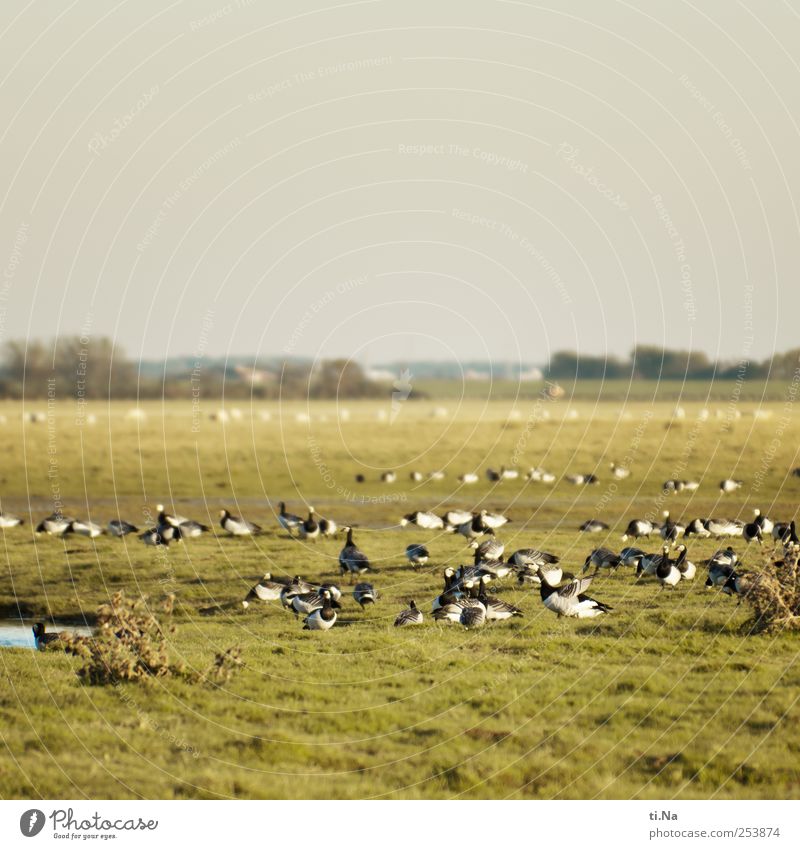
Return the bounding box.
[1,0,798,366]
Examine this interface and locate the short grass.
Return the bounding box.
[1,394,799,799]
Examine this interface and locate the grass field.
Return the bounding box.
[1,394,799,799]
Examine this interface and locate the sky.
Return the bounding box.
[1,0,798,367]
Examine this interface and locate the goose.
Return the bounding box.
[355,474,366,483]
[742,519,763,545]
[353,582,377,607]
[394,600,423,627]
[318,515,338,537]
[380,471,397,483]
[431,568,461,614]
[278,502,303,534]
[0,512,24,528]
[486,468,502,482]
[753,508,774,535]
[507,548,560,569]
[220,509,262,536]
[68,520,104,538]
[655,545,682,588]
[242,573,286,607]
[620,547,646,569]
[659,511,685,544]
[673,545,696,581]
[291,589,341,617]
[177,519,210,538]
[428,470,446,481]
[280,576,317,608]
[526,467,556,483]
[409,471,424,482]
[481,510,511,530]
[476,557,512,580]
[793,468,800,478]
[637,548,668,578]
[434,579,481,622]
[460,602,487,629]
[400,511,444,530]
[622,519,655,540]
[302,590,337,631]
[478,576,522,621]
[662,479,685,493]
[583,547,621,573]
[456,514,493,541]
[32,623,66,651]
[704,517,742,538]
[339,527,374,580]
[719,478,743,493]
[708,547,739,569]
[35,513,74,536]
[610,462,630,479]
[706,561,737,589]
[299,508,320,540]
[405,543,430,568]
[682,480,701,491]
[684,518,711,538]
[566,473,599,485]
[722,570,758,601]
[499,467,519,481]
[773,520,799,545]
[579,519,608,533]
[156,504,190,527]
[540,572,612,618]
[139,525,182,547]
[470,537,505,562]
[107,519,138,537]
[458,472,479,484]
[443,509,474,528]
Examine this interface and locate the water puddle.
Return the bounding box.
[0,620,93,650]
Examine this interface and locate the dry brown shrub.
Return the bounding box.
[742,549,800,633]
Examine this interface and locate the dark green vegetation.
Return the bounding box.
[1,398,799,799]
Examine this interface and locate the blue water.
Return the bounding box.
[0,621,93,649]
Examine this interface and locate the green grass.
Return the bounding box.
[1,397,799,799]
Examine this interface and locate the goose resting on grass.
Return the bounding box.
[242,573,286,607]
[220,509,262,536]
[394,600,423,627]
[539,573,612,619]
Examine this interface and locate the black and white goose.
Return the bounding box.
[662,479,686,493]
[482,510,511,530]
[620,547,646,569]
[108,519,138,537]
[156,504,190,528]
[339,527,374,581]
[477,576,522,621]
[526,467,556,483]
[278,502,303,534]
[610,462,631,479]
[0,512,24,528]
[353,582,377,608]
[673,545,696,581]
[220,509,262,536]
[470,537,505,562]
[303,590,337,631]
[719,478,743,493]
[773,519,798,545]
[32,622,66,651]
[428,470,446,481]
[317,514,338,537]
[583,547,621,573]
[405,543,430,568]
[684,518,711,538]
[458,472,479,484]
[637,547,668,578]
[409,471,424,482]
[401,511,444,530]
[659,511,685,544]
[300,508,320,540]
[622,519,655,541]
[291,588,341,617]
[706,562,737,590]
[508,548,560,570]
[242,573,286,607]
[456,513,493,541]
[443,509,473,528]
[721,570,758,601]
[394,600,423,627]
[742,518,763,545]
[460,601,487,630]
[36,513,74,537]
[704,517,743,538]
[280,576,317,608]
[431,568,461,614]
[579,519,609,533]
[434,579,480,623]
[139,524,183,547]
[566,473,599,485]
[68,519,104,538]
[380,471,397,483]
[540,572,612,618]
[753,508,774,535]
[655,545,682,588]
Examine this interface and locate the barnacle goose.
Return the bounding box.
[620,547,645,569]
[456,513,493,541]
[339,527,375,580]
[753,508,774,535]
[428,470,446,481]
[622,519,655,540]
[156,504,190,527]
[539,572,612,618]
[68,520,104,538]
[478,576,522,620]
[292,588,342,616]
[460,602,487,629]
[660,511,685,544]
[566,473,599,485]
[431,568,460,614]
[481,510,511,530]
[508,548,560,569]
[401,511,444,530]
[579,519,609,533]
[318,515,338,537]
[458,472,479,484]
[353,582,377,607]
[742,519,763,545]
[684,518,711,538]
[486,468,501,482]
[443,509,473,528]
[36,513,74,536]
[774,520,799,545]
[434,579,480,622]
[242,573,286,607]
[674,545,696,581]
[405,543,430,568]
[655,545,682,588]
[704,518,743,538]
[280,576,317,608]
[0,512,24,528]
[278,502,303,534]
[583,547,621,573]
[470,537,505,562]
[662,479,686,493]
[220,509,262,536]
[394,600,423,627]
[300,508,320,540]
[303,591,337,630]
[637,548,668,578]
[610,462,631,479]
[380,471,397,483]
[526,467,556,483]
[719,478,743,493]
[32,623,66,651]
[139,524,183,547]
[721,570,758,601]
[108,519,138,537]
[410,471,424,482]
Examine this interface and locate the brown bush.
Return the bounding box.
[743,550,800,633]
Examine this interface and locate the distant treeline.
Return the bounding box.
[0,338,385,400]
[546,346,800,381]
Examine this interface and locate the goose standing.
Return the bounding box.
[220,509,262,536]
[409,471,424,482]
[139,524,183,547]
[722,570,758,602]
[400,511,444,530]
[394,600,423,627]
[339,527,374,581]
[684,518,711,538]
[540,573,612,618]
[583,547,621,573]
[477,576,522,620]
[303,590,337,630]
[156,504,190,527]
[300,508,320,540]
[428,470,446,481]
[704,517,742,538]
[292,588,341,617]
[32,623,66,651]
[278,502,303,534]
[380,471,397,483]
[0,512,24,528]
[566,473,599,485]
[610,462,630,479]
[775,519,799,546]
[660,511,685,544]
[405,543,430,568]
[655,545,682,588]
[174,519,209,538]
[431,568,460,614]
[753,508,774,535]
[36,513,74,537]
[318,515,338,537]
[280,576,317,608]
[579,519,609,533]
[242,573,286,607]
[456,513,493,541]
[622,519,655,540]
[674,545,696,581]
[719,478,743,493]
[620,546,645,569]
[742,518,763,545]
[458,472,479,484]
[353,582,377,607]
[470,537,505,562]
[108,519,138,537]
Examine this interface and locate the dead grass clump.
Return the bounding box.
[743,550,800,633]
